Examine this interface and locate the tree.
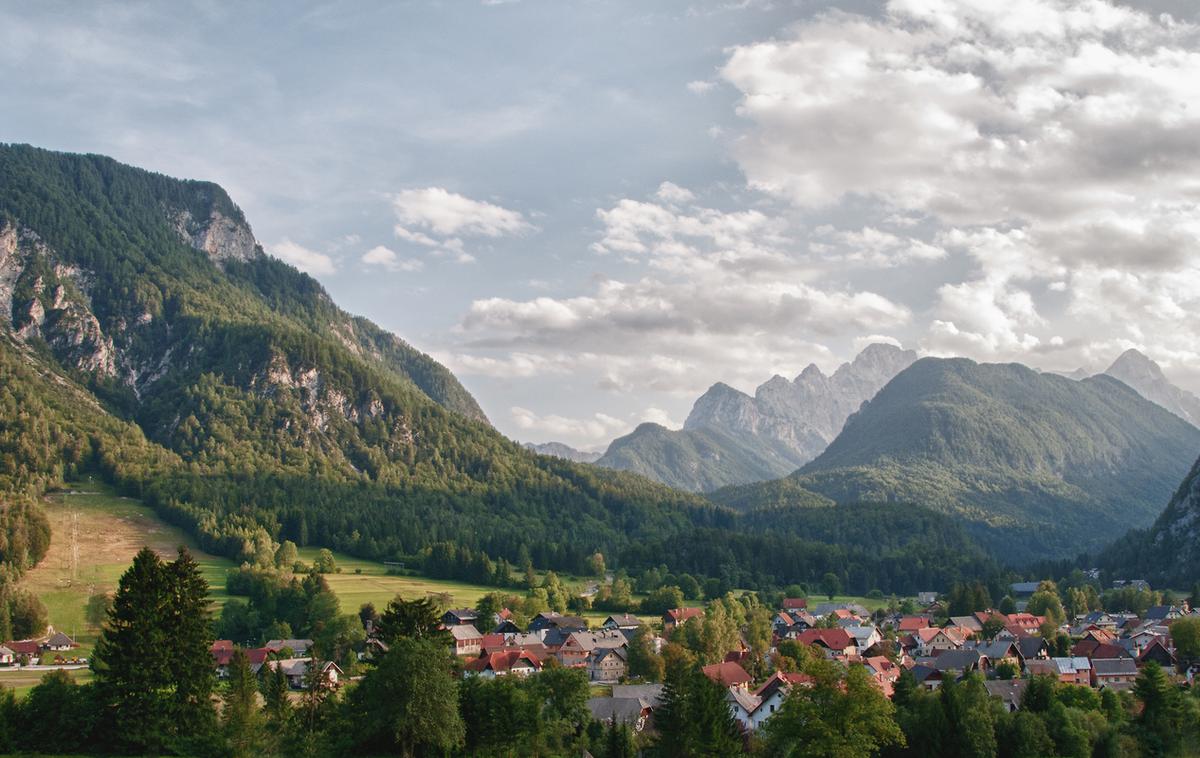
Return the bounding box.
[223,649,265,758]
[348,638,464,756]
[275,540,299,570]
[762,660,904,757]
[998,595,1017,615]
[980,616,1005,641]
[942,674,997,758]
[91,547,173,753]
[313,548,338,574]
[17,670,95,754]
[654,657,741,757]
[358,601,379,631]
[641,585,685,615]
[821,572,841,600]
[1169,616,1200,667]
[626,624,664,682]
[1133,661,1200,756]
[375,595,450,645]
[85,591,113,629]
[164,547,219,751]
[474,592,505,630]
[589,551,606,577]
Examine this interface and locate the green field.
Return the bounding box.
[14,480,890,659]
[16,480,235,658]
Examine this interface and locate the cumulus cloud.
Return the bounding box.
[269,238,336,276]
[686,79,716,94]
[362,245,423,272]
[719,0,1200,368]
[392,187,534,238]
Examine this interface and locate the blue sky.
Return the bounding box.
[4,0,1200,449]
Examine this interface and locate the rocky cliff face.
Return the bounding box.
[684,342,919,466]
[169,202,261,265]
[0,222,118,378]
[1103,349,1200,427]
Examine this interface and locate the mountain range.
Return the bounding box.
[595,343,917,491]
[712,357,1200,563]
[522,442,602,464]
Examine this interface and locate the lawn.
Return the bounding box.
[18,479,235,656]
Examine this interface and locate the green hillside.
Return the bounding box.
[712,358,1200,564]
[0,144,1000,595]
[596,422,800,493]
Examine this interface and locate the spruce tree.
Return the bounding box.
[91,547,173,753]
[165,547,218,746]
[223,649,265,758]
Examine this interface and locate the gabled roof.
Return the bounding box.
[610,684,664,704]
[5,640,39,655]
[1092,657,1138,676]
[1016,637,1048,659]
[796,628,854,651]
[449,624,483,641]
[664,607,704,623]
[265,638,313,653]
[587,696,651,723]
[44,631,78,648]
[701,661,752,687]
[931,649,981,672]
[1049,657,1092,675]
[464,649,541,674]
[782,598,808,610]
[728,685,762,715]
[899,616,932,632]
[753,671,813,700]
[603,614,642,628]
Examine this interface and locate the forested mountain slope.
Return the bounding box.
[712,358,1200,564]
[0,144,999,593]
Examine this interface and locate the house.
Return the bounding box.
[914,627,969,656]
[796,628,856,658]
[909,664,943,690]
[559,630,627,668]
[1112,579,1150,592]
[602,614,642,631]
[43,631,78,652]
[529,612,588,634]
[588,647,628,682]
[261,658,343,690]
[984,679,1028,712]
[701,661,752,689]
[861,656,901,697]
[0,645,15,666]
[441,608,479,627]
[1010,582,1040,598]
[1092,657,1139,688]
[587,696,654,732]
[1004,613,1046,634]
[6,640,40,663]
[898,616,932,633]
[917,591,938,606]
[611,684,664,704]
[950,615,985,635]
[782,598,808,612]
[663,607,704,632]
[1016,636,1050,663]
[210,640,236,677]
[728,686,764,732]
[265,638,314,658]
[493,619,522,635]
[750,672,812,728]
[843,625,882,651]
[969,640,1022,673]
[1027,657,1090,686]
[1138,638,1177,669]
[463,649,542,678]
[449,625,483,657]
[1144,606,1183,623]
[772,612,795,636]
[1073,640,1131,661]
[930,649,983,675]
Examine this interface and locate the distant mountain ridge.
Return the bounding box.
[596,343,917,491]
[522,441,602,463]
[711,357,1200,564]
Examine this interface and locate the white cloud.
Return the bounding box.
[654,181,695,204]
[269,238,336,276]
[686,79,716,94]
[392,187,534,238]
[511,406,628,444]
[361,245,423,272]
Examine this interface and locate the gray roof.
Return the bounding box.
[984,679,1027,708]
[1010,582,1041,595]
[611,684,664,704]
[1093,658,1138,676]
[587,697,648,723]
[932,650,981,672]
[449,625,482,641]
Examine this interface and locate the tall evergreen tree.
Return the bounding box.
[223,649,265,758]
[91,547,173,753]
[165,547,218,747]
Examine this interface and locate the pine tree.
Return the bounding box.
[165,547,218,748]
[223,649,265,758]
[604,718,636,758]
[91,547,173,753]
[688,669,743,756]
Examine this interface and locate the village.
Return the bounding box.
[184,577,1200,741]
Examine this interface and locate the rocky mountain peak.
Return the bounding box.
[169,203,260,266]
[1104,348,1200,427]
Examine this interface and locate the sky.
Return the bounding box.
[3,0,1200,450]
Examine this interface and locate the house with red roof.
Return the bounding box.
[663,607,704,633]
[796,628,856,658]
[782,598,807,612]
[702,660,752,688]
[463,649,542,678]
[898,616,931,633]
